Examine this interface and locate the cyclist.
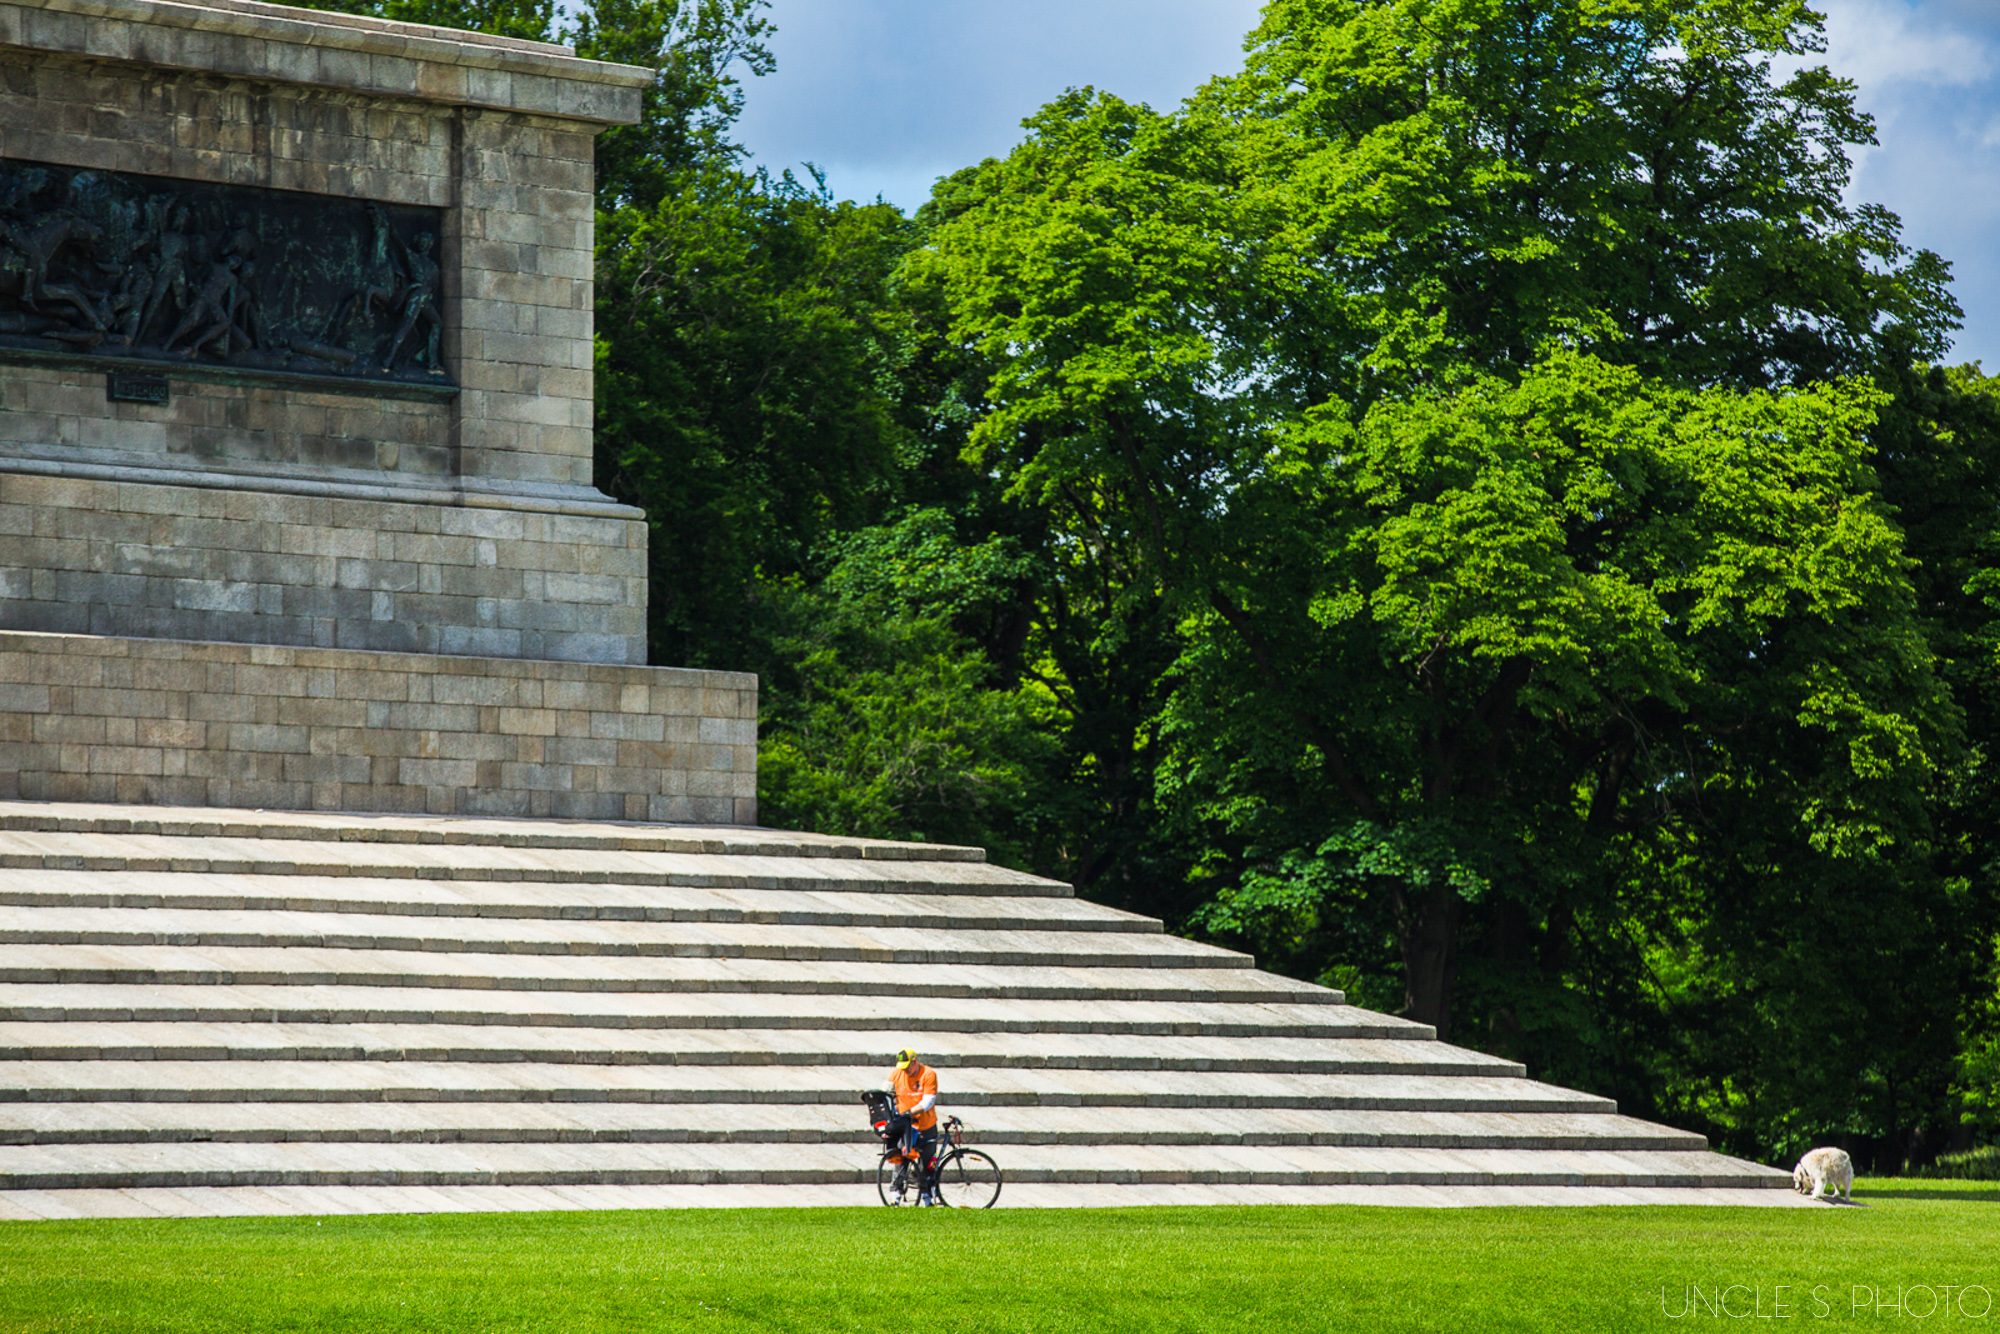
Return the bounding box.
[886,1048,940,1205]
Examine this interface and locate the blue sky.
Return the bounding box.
[735,0,2000,369]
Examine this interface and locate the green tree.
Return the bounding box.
[570,0,775,209]
[299,0,553,41]
[1173,353,1949,1038]
[593,170,917,673]
[757,508,1058,861]
[1843,362,2000,1165]
[1218,0,1957,388]
[908,0,1965,1054]
[905,93,1271,915]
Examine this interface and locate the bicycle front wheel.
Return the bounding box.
[876,1153,915,1206]
[933,1149,1001,1209]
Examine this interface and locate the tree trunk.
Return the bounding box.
[1878,1078,1905,1177]
[1398,885,1464,1042]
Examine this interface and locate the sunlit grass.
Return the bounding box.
[0,1183,1993,1332]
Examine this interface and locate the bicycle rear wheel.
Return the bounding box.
[876,1153,915,1206]
[933,1149,1001,1209]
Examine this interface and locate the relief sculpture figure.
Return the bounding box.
[164,254,244,360]
[132,204,192,347]
[224,221,265,353]
[333,202,404,338]
[0,210,106,339]
[386,232,442,374]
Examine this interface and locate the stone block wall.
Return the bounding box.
[0,40,612,492]
[0,471,648,663]
[0,630,757,823]
[450,111,600,489]
[0,8,655,666]
[0,357,453,484]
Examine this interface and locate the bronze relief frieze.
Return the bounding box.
[0,158,455,401]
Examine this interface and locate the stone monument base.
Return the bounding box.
[0,446,649,667]
[0,630,756,823]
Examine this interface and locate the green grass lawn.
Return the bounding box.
[0,1181,1994,1333]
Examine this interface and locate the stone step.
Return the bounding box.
[0,1102,1708,1151]
[0,835,1052,894]
[0,1140,1787,1190]
[0,800,1781,1215]
[0,1182,1820,1217]
[0,1022,1526,1076]
[0,870,1134,927]
[0,1062,1610,1112]
[0,801,991,861]
[0,984,1413,1039]
[0,944,1341,1003]
[0,905,1231,968]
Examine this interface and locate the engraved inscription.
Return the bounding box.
[0,158,453,394]
[105,373,170,405]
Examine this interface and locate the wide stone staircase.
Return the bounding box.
[0,801,1795,1216]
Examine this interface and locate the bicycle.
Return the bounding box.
[863,1094,1002,1208]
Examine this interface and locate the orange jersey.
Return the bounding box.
[891,1063,939,1131]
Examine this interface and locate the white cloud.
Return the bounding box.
[1816,0,1992,87]
[1793,2,2000,365]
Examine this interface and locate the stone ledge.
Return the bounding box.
[0,798,992,861]
[0,450,645,521]
[0,1140,1792,1192]
[0,1182,1818,1217]
[0,1103,1702,1150]
[0,631,757,822]
[0,0,650,123]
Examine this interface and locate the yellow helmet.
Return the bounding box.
[896,1049,918,1069]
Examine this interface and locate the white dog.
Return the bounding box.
[1792,1147,1854,1201]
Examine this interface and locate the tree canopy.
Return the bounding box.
[290,0,2000,1172]
[897,0,1998,1165]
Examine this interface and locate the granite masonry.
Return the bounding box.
[0,0,758,821]
[0,800,1801,1216]
[0,630,756,819]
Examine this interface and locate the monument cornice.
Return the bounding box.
[0,0,649,124]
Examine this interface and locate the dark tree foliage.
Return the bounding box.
[301,0,553,42]
[592,170,913,672]
[569,0,776,209]
[1218,0,1960,389]
[278,0,2000,1168]
[907,0,2000,1169]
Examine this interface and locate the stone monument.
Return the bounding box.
[0,0,756,822]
